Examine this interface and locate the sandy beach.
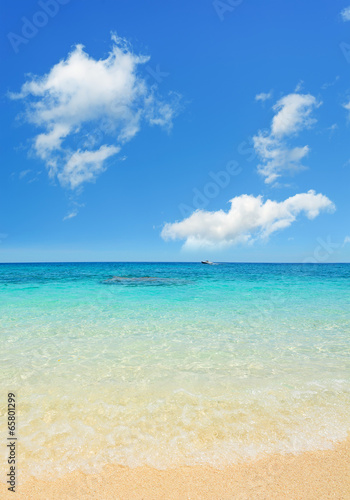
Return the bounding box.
[1,436,349,500]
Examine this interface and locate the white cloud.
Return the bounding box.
[253,133,309,184]
[10,35,179,190]
[343,100,350,115]
[63,201,85,221]
[253,93,320,183]
[341,6,350,21]
[63,211,78,221]
[328,123,338,131]
[294,80,304,93]
[271,94,318,136]
[161,190,335,249]
[58,145,120,189]
[255,91,272,102]
[343,236,350,246]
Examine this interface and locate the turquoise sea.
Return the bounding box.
[0,263,349,480]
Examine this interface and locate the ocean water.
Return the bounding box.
[0,262,349,480]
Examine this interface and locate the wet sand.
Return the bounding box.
[1,436,349,499]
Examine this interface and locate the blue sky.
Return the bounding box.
[1,0,350,262]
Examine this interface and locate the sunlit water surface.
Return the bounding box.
[0,263,349,480]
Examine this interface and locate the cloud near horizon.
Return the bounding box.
[10,35,179,191]
[161,190,335,249]
[253,93,320,184]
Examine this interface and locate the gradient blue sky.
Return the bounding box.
[1,0,350,262]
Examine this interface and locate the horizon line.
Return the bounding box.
[0,261,349,265]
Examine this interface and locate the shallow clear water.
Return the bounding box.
[0,263,349,479]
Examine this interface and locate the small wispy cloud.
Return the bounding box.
[19,169,31,179]
[63,201,85,221]
[294,81,304,92]
[321,76,340,90]
[343,100,350,116]
[343,235,350,246]
[253,93,321,184]
[63,211,78,221]
[255,91,272,102]
[58,145,120,190]
[327,123,338,137]
[341,6,350,21]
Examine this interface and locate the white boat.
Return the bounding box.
[201,260,214,265]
